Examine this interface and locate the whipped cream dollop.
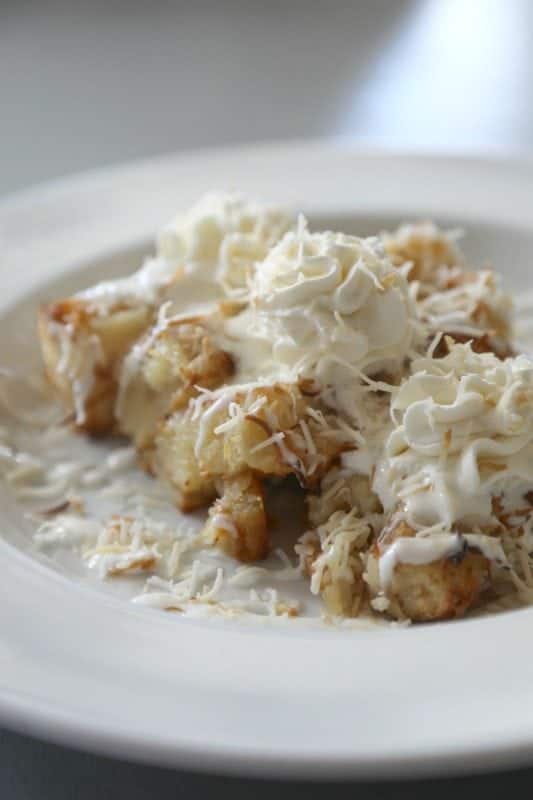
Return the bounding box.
[78,192,294,312]
[374,344,533,529]
[159,191,294,295]
[224,221,420,421]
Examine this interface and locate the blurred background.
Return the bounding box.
[2,0,533,197]
[2,0,533,797]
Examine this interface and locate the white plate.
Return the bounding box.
[2,142,533,780]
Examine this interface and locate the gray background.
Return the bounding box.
[2,0,533,795]
[4,0,533,197]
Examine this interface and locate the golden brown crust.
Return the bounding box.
[384,225,513,360]
[155,384,354,515]
[118,317,234,451]
[434,331,514,361]
[389,554,490,622]
[375,518,490,622]
[306,470,382,528]
[383,225,460,282]
[203,471,269,562]
[38,299,152,435]
[299,510,372,618]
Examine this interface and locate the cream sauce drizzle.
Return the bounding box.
[378,533,507,589]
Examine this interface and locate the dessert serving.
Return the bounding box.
[22,192,533,623]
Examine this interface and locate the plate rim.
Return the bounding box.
[3,140,533,779]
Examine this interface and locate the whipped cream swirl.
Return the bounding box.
[375,344,533,529]
[159,191,294,294]
[225,221,420,420]
[78,192,294,311]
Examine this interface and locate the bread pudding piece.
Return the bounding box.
[382,221,463,283]
[154,382,357,563]
[39,297,154,434]
[116,309,234,453]
[151,406,218,512]
[154,383,305,510]
[203,471,268,562]
[306,467,382,528]
[154,383,356,513]
[432,329,512,360]
[38,192,294,435]
[422,268,513,359]
[296,509,373,617]
[37,249,189,435]
[368,518,492,622]
[302,467,382,615]
[382,222,513,358]
[366,345,533,620]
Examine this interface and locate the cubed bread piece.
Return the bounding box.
[382,223,513,359]
[425,270,513,360]
[152,407,217,511]
[433,329,513,361]
[371,518,491,622]
[154,383,355,510]
[153,385,301,510]
[297,509,373,617]
[203,472,268,562]
[382,222,462,283]
[38,298,152,434]
[116,313,234,451]
[307,468,382,528]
